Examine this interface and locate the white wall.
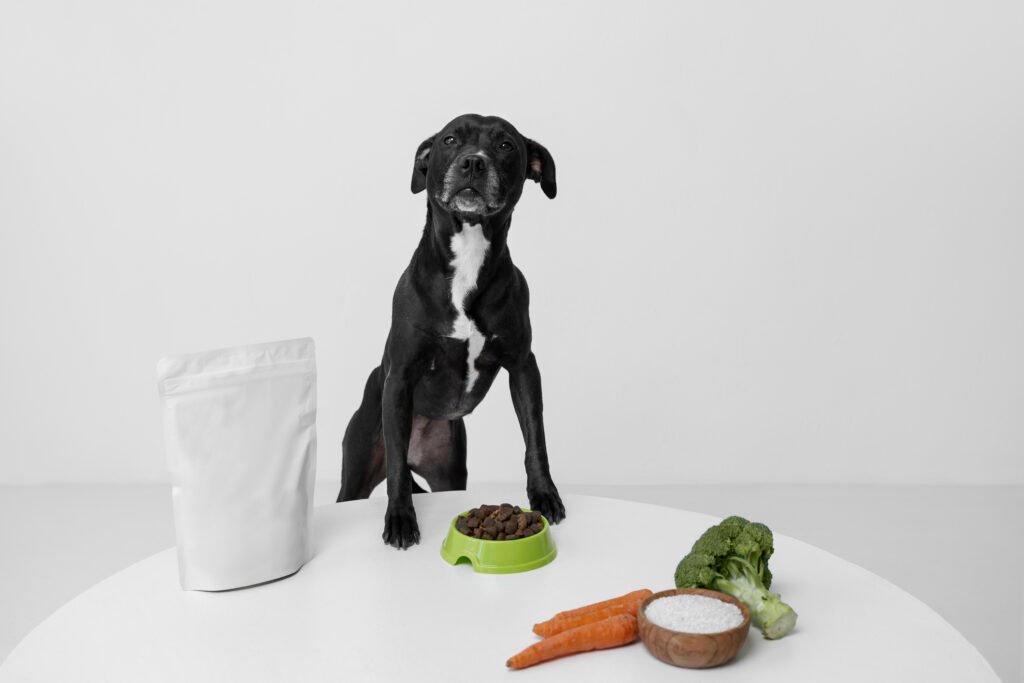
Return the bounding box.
[1,0,1021,486]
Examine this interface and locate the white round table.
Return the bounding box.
[0,491,998,682]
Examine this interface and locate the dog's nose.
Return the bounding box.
[459,154,488,178]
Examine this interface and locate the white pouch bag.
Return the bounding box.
[157,338,317,591]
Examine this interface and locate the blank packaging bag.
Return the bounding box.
[157,338,317,591]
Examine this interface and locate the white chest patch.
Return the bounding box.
[448,222,490,393]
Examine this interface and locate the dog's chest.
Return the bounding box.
[446,223,490,392]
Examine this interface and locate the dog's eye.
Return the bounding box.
[499,141,514,151]
[443,136,456,146]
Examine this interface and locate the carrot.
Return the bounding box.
[507,614,639,670]
[532,589,652,638]
[532,600,643,638]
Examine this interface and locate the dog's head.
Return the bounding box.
[410,114,556,221]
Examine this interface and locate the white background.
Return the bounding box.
[1,0,1021,487]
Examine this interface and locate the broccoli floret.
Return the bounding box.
[675,515,797,640]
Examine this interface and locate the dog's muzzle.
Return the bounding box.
[439,152,503,215]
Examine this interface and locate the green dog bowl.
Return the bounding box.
[440,509,557,574]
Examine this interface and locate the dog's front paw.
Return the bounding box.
[527,482,566,524]
[383,502,421,550]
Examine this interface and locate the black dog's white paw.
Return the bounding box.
[383,503,421,550]
[528,483,566,524]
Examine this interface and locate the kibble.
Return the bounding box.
[456,504,545,541]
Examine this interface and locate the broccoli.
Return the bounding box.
[675,515,798,639]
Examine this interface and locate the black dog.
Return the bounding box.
[337,114,566,549]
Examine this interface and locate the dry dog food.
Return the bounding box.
[456,504,544,540]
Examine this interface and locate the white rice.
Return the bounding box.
[645,594,744,634]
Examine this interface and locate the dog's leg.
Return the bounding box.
[508,352,566,523]
[447,417,468,490]
[338,366,385,502]
[381,368,423,549]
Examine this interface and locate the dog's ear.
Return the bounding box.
[525,138,556,199]
[410,136,434,194]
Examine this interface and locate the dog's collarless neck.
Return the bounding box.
[422,204,511,275]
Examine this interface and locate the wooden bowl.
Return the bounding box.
[637,588,751,668]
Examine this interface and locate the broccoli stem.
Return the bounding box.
[715,573,798,640]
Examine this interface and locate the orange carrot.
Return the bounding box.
[532,589,652,638]
[507,614,639,670]
[532,600,644,638]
